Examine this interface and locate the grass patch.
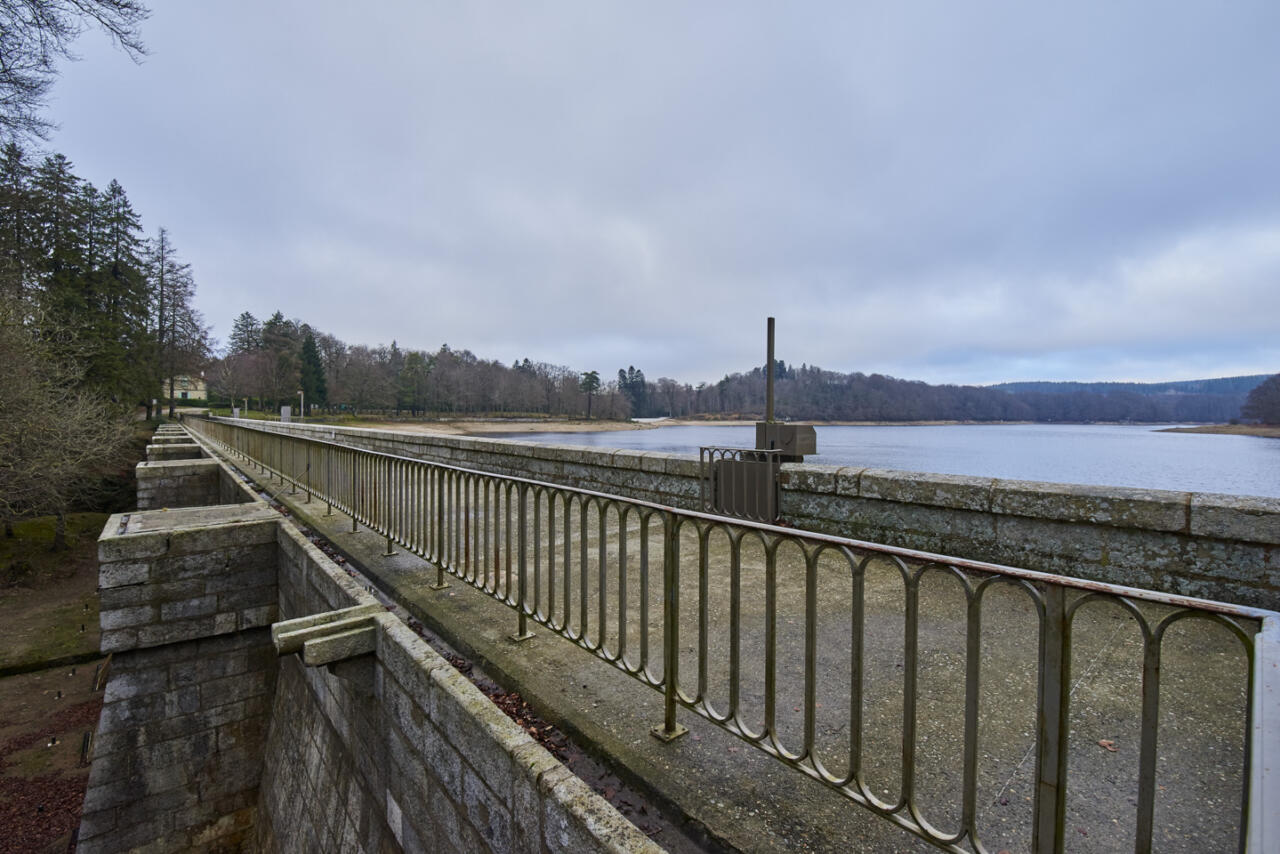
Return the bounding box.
[0,513,108,585]
[0,513,106,671]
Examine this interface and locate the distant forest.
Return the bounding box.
[208,311,1270,424]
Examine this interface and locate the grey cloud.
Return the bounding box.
[44,1,1280,385]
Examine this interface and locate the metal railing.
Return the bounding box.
[186,417,1277,853]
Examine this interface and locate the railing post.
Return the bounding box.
[1032,584,1068,853]
[324,444,333,516]
[1249,615,1279,852]
[510,485,534,642]
[349,451,359,534]
[429,468,448,590]
[651,511,688,742]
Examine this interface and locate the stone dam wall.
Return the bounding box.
[81,428,659,853]
[222,418,1280,610]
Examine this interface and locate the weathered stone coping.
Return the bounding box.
[97,504,281,654]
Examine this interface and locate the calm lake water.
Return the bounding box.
[493,424,1280,498]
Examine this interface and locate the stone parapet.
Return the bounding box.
[219,418,1280,609]
[136,459,222,509]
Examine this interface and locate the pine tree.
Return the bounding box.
[299,331,327,408]
[580,370,601,418]
[261,311,299,409]
[100,179,151,406]
[227,311,262,354]
[0,143,37,308]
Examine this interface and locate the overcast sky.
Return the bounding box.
[44,2,1280,386]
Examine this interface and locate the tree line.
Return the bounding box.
[209,312,630,420]
[1,144,210,416]
[0,144,210,539]
[208,313,1270,425]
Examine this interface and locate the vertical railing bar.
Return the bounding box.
[503,483,513,603]
[697,526,710,701]
[1134,627,1161,854]
[428,466,448,590]
[511,484,534,641]
[598,505,608,653]
[901,574,920,812]
[729,534,742,720]
[803,547,818,760]
[534,490,543,619]
[350,450,359,533]
[617,507,629,665]
[640,514,651,675]
[483,479,492,593]
[547,495,558,626]
[1034,584,1068,854]
[651,512,687,742]
[579,500,589,642]
[464,474,473,581]
[564,497,573,634]
[961,586,983,843]
[849,556,865,785]
[765,539,778,740]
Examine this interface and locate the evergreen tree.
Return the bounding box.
[580,370,601,418]
[0,142,37,308]
[100,179,151,406]
[299,331,327,408]
[227,311,262,354]
[618,365,646,416]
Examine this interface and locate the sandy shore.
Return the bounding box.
[355,419,661,436]
[338,417,1023,437]
[1158,424,1280,438]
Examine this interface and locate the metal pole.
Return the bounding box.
[766,316,776,423]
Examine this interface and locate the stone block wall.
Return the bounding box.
[136,459,223,510]
[146,442,205,461]
[82,503,282,853]
[219,418,1280,610]
[79,629,277,852]
[136,457,257,510]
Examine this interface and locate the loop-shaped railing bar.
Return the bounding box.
[186,416,1277,854]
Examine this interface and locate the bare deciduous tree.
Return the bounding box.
[0,0,149,141]
[0,294,133,547]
